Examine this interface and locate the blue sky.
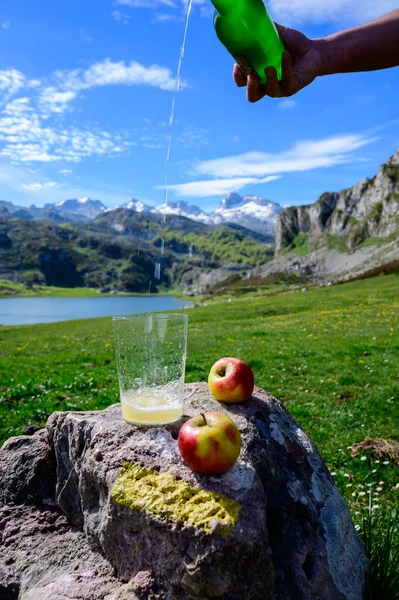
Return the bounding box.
[0,0,398,212]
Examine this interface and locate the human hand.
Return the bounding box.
[233,24,324,102]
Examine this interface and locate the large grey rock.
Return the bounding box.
[177,262,246,296]
[0,430,55,506]
[0,383,368,599]
[0,504,139,600]
[254,236,399,285]
[46,399,273,600]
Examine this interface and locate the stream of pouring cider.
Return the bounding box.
[115,3,193,427]
[211,0,285,83]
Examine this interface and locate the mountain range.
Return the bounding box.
[1,150,398,295]
[0,194,282,236]
[0,197,108,224]
[0,199,274,296]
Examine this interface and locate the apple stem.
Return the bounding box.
[201,412,207,426]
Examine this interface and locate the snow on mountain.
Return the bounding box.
[4,192,283,234]
[218,192,245,211]
[155,201,215,225]
[122,199,155,213]
[49,198,108,219]
[157,201,202,217]
[213,193,283,234]
[118,194,283,234]
[120,199,215,224]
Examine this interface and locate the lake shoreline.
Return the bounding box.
[0,280,191,300]
[0,296,191,326]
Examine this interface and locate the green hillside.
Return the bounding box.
[0,212,272,294]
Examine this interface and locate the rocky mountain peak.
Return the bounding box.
[1,191,283,236]
[275,150,399,254]
[123,199,152,212]
[47,198,108,219]
[219,193,245,210]
[158,201,206,217]
[242,195,276,207]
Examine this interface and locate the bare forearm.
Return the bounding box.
[316,9,399,75]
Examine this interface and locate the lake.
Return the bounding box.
[0,296,190,326]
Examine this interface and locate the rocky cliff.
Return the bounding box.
[276,151,399,254]
[248,151,399,285]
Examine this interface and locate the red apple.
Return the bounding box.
[178,412,242,475]
[208,357,254,403]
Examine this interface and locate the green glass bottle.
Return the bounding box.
[212,0,285,83]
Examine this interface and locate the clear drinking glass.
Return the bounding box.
[112,313,188,426]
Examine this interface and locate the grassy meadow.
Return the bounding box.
[0,274,398,523]
[0,279,187,298]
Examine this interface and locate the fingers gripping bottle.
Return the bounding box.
[211,0,285,83]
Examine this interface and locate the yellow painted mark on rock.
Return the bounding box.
[111,462,241,536]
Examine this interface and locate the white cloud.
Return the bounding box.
[59,168,72,175]
[3,97,32,116]
[79,59,181,92]
[1,22,10,30]
[278,99,297,110]
[27,79,41,89]
[12,58,183,118]
[0,71,42,105]
[42,59,183,112]
[0,96,131,163]
[153,12,182,22]
[39,89,77,115]
[22,181,59,191]
[140,134,165,149]
[158,175,280,197]
[161,132,377,199]
[0,57,183,165]
[178,129,208,148]
[268,0,399,25]
[30,59,181,117]
[112,10,131,23]
[0,69,26,103]
[194,134,376,179]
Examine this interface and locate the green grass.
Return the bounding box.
[325,232,350,253]
[0,275,398,522]
[280,233,310,256]
[155,227,273,264]
[0,280,108,297]
[362,501,399,600]
[358,231,399,250]
[0,279,189,298]
[281,228,399,258]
